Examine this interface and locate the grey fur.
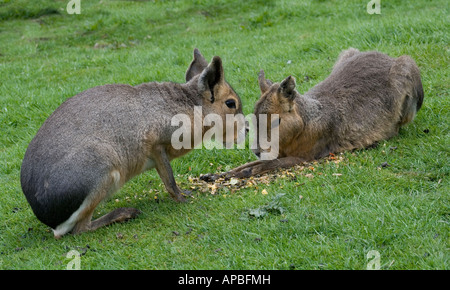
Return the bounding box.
[21,49,243,237]
[220,48,423,179]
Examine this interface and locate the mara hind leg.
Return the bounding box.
[390,55,424,126]
[53,170,141,238]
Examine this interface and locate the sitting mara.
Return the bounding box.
[215,48,423,178]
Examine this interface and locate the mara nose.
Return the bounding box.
[254,151,261,158]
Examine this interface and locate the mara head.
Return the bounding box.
[252,70,304,159]
[185,48,245,145]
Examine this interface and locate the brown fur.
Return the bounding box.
[21,49,243,237]
[221,48,423,178]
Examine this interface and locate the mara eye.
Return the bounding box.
[225,99,236,109]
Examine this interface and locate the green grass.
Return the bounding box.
[0,0,448,269]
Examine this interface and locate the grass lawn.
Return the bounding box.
[0,0,448,270]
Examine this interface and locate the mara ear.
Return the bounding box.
[198,56,224,103]
[185,48,209,82]
[278,75,296,100]
[258,69,273,94]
